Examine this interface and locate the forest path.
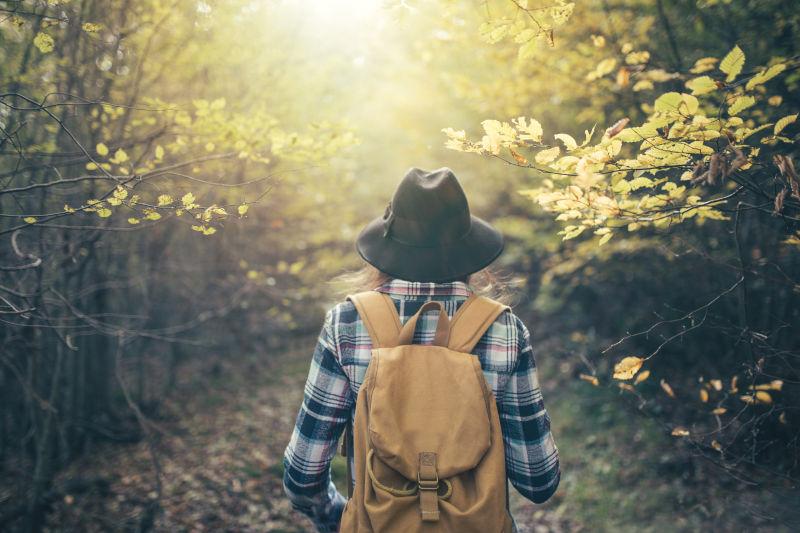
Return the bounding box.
[46,339,564,532]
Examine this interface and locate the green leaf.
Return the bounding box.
[720,45,745,82]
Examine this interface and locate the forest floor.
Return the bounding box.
[36,336,798,532]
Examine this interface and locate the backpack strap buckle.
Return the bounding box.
[418,452,440,521]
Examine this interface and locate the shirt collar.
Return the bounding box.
[375,278,473,299]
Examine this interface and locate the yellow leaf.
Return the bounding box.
[712,407,727,415]
[237,204,249,216]
[111,148,129,163]
[720,45,745,82]
[598,232,613,246]
[33,32,55,53]
[202,226,217,235]
[23,216,37,224]
[181,192,197,208]
[755,391,772,404]
[654,92,682,113]
[745,63,786,91]
[85,162,98,170]
[671,427,690,437]
[685,76,717,96]
[512,117,543,143]
[699,389,709,403]
[157,194,173,207]
[144,210,161,221]
[711,440,723,452]
[613,356,644,380]
[625,51,650,65]
[534,146,560,164]
[64,204,75,213]
[752,380,783,391]
[96,143,109,156]
[81,22,103,33]
[113,186,128,200]
[554,133,578,151]
[579,373,600,386]
[690,57,718,74]
[660,379,676,398]
[634,369,650,384]
[728,95,756,116]
[774,114,797,136]
[96,208,112,218]
[709,379,723,391]
[128,217,140,225]
[155,145,165,160]
[587,57,617,81]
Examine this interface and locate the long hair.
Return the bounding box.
[330,262,519,306]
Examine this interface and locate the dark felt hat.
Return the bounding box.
[356,167,504,282]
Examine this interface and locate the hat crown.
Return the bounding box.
[385,167,472,246]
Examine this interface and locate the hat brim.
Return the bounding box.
[355,215,504,283]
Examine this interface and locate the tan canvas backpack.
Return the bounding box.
[338,291,515,532]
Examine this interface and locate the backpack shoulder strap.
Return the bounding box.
[447,294,510,354]
[346,291,402,348]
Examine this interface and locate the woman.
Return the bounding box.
[283,167,560,532]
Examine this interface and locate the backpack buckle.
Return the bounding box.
[418,452,440,521]
[417,472,439,491]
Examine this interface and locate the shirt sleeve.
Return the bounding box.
[498,314,561,504]
[283,308,353,532]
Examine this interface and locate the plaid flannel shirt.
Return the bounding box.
[282,280,560,531]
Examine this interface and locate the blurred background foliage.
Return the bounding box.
[1,0,799,531]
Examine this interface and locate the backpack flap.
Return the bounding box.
[366,344,492,483]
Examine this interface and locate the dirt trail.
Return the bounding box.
[44,340,563,532]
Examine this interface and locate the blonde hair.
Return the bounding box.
[330,263,520,306]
